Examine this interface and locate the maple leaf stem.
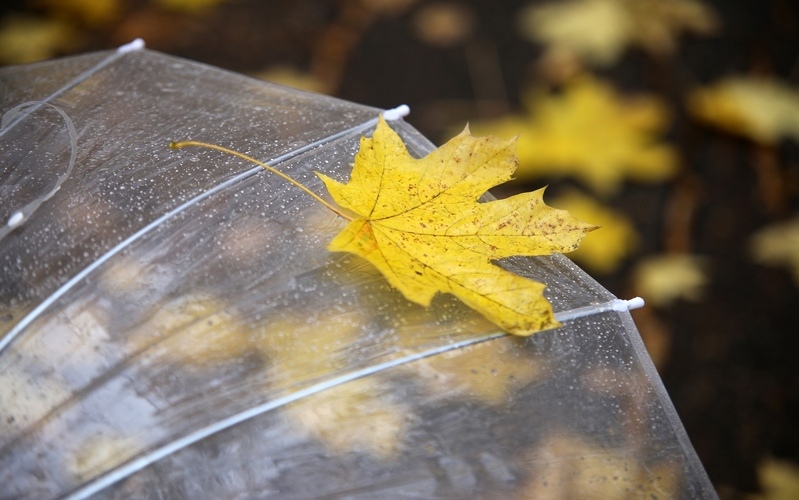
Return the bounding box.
[169,140,353,221]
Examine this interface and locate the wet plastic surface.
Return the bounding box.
[0,48,716,498]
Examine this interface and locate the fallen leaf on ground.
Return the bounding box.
[153,0,227,14]
[68,433,142,482]
[519,433,678,498]
[550,190,638,273]
[756,457,799,500]
[38,0,121,27]
[749,218,799,284]
[412,2,476,47]
[318,117,596,335]
[518,0,716,67]
[688,76,799,144]
[256,309,363,383]
[0,369,71,437]
[633,253,708,307]
[0,14,76,65]
[260,309,407,457]
[285,378,407,458]
[471,75,678,196]
[125,294,249,365]
[254,65,330,94]
[409,336,542,405]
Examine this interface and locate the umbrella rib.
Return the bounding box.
[61,296,643,500]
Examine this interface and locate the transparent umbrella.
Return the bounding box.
[0,41,716,499]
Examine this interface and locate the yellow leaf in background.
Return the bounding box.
[0,14,76,65]
[519,433,678,497]
[68,434,142,482]
[519,0,716,66]
[0,370,71,437]
[38,0,121,27]
[318,117,596,336]
[412,2,476,48]
[633,254,708,307]
[756,457,799,500]
[472,76,677,196]
[750,218,799,284]
[254,65,330,94]
[153,0,226,14]
[519,0,630,66]
[550,190,638,274]
[260,310,407,457]
[124,294,250,366]
[688,77,799,144]
[257,310,362,383]
[410,336,542,405]
[285,378,406,458]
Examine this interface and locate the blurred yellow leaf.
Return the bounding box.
[260,311,407,457]
[750,218,799,284]
[519,0,629,66]
[550,190,638,274]
[755,457,799,500]
[254,65,330,94]
[285,378,407,458]
[0,369,71,436]
[633,253,708,307]
[257,310,362,382]
[409,337,542,405]
[472,76,677,196]
[38,0,121,26]
[519,433,678,498]
[688,77,799,144]
[68,434,142,481]
[412,2,475,47]
[153,0,226,14]
[124,294,250,365]
[519,0,716,66]
[0,14,76,65]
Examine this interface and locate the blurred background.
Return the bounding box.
[0,0,797,497]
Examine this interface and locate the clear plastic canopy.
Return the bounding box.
[0,45,716,499]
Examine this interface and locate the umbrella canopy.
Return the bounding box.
[0,42,715,498]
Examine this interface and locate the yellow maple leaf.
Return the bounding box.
[474,76,677,196]
[317,117,595,335]
[519,0,716,67]
[171,118,595,336]
[688,77,799,144]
